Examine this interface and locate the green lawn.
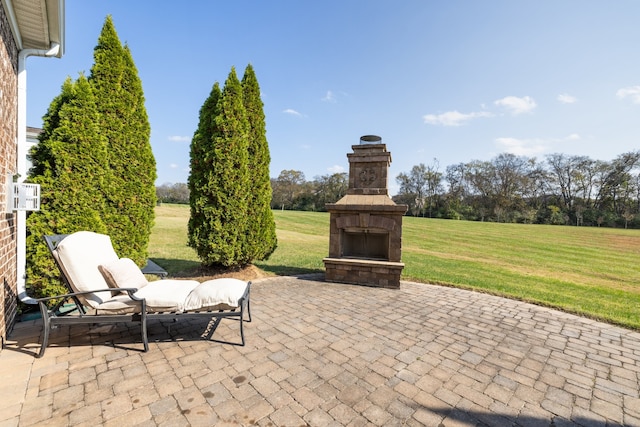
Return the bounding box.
[149,204,640,329]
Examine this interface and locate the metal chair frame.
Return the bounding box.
[35,234,251,358]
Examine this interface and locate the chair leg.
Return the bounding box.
[140,312,149,352]
[239,293,250,346]
[239,311,246,346]
[245,296,252,323]
[37,303,51,358]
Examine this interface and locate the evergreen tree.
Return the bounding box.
[241,64,277,260]
[89,16,156,265]
[188,82,222,260]
[188,68,251,267]
[26,76,108,299]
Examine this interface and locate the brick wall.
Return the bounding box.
[0,5,19,346]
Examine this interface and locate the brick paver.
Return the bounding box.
[1,275,640,426]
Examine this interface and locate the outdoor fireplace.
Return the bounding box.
[323,136,408,288]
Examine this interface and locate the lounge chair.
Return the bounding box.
[35,231,251,357]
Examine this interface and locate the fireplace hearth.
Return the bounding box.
[323,136,408,288]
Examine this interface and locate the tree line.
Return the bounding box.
[396,151,640,228]
[159,150,640,228]
[266,151,640,228]
[157,170,349,212]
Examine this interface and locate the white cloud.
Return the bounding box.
[283,108,303,117]
[423,110,493,126]
[494,96,537,115]
[322,90,336,103]
[168,135,190,143]
[616,86,640,103]
[495,137,547,156]
[169,163,178,169]
[496,133,581,156]
[327,165,345,174]
[557,93,577,104]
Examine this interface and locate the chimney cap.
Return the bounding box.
[359,135,382,144]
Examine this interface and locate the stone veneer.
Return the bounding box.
[324,140,407,288]
[0,4,19,346]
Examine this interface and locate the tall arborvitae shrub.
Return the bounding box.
[241,64,277,260]
[26,76,108,299]
[89,16,156,265]
[188,82,222,260]
[188,68,251,267]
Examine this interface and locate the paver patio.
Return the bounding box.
[1,275,639,426]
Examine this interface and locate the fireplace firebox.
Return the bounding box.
[323,136,408,288]
[342,230,389,260]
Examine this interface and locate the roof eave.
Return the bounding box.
[1,0,65,57]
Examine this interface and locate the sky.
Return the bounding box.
[25,1,640,195]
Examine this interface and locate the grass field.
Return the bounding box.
[149,204,640,330]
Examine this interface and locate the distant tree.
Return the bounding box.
[272,170,306,210]
[241,64,277,261]
[188,68,251,267]
[89,15,156,266]
[396,160,443,217]
[156,183,189,204]
[457,154,533,222]
[492,153,530,214]
[26,76,108,299]
[285,183,317,211]
[314,172,348,206]
[546,153,579,212]
[424,159,443,218]
[444,162,469,219]
[521,159,550,212]
[596,151,640,217]
[396,164,428,216]
[572,156,599,208]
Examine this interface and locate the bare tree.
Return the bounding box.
[396,163,428,216]
[572,157,600,208]
[546,153,578,211]
[424,159,443,218]
[622,209,635,229]
[396,159,443,217]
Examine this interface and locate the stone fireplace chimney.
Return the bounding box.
[323,136,408,288]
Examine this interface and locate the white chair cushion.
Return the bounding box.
[98,258,148,290]
[55,231,119,308]
[93,294,141,315]
[95,280,200,314]
[134,280,200,312]
[183,278,248,311]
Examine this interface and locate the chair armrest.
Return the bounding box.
[35,288,144,303]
